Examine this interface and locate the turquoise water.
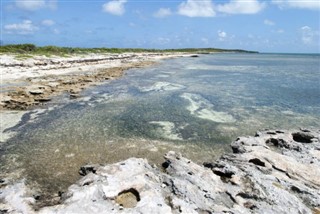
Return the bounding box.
[1,53,319,194]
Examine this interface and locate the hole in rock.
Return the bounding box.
[162,160,171,169]
[115,188,140,208]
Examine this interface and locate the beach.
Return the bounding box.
[0,52,193,111]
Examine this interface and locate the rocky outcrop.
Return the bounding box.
[39,129,320,213]
[0,52,192,110]
[1,129,320,213]
[0,61,155,110]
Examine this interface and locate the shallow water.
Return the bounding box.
[1,53,320,196]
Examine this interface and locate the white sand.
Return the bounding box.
[0,53,191,84]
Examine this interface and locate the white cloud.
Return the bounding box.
[272,0,320,10]
[264,19,275,26]
[217,0,266,14]
[4,20,39,34]
[218,30,227,41]
[178,0,216,17]
[15,0,57,11]
[300,26,318,45]
[42,19,55,26]
[154,8,172,18]
[102,0,127,16]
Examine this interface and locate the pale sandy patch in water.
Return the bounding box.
[149,121,183,140]
[140,82,185,92]
[181,93,235,123]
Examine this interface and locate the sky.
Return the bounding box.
[1,0,320,53]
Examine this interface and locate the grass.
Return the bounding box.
[0,44,258,57]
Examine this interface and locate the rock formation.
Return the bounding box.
[40,129,320,213]
[1,129,319,213]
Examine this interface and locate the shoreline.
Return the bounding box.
[0,52,194,110]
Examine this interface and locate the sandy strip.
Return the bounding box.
[0,52,193,110]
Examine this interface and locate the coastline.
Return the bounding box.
[0,52,193,110]
[1,52,319,213]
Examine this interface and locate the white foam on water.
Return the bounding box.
[140,81,185,92]
[181,93,235,123]
[149,121,183,140]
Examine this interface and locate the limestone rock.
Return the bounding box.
[1,129,319,213]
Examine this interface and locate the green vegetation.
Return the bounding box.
[0,44,258,56]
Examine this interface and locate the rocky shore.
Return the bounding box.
[1,129,319,213]
[0,53,189,110]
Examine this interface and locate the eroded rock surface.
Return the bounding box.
[0,52,192,110]
[1,129,319,213]
[0,61,155,110]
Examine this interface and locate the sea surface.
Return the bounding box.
[1,53,320,195]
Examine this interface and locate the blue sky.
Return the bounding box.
[1,0,320,53]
